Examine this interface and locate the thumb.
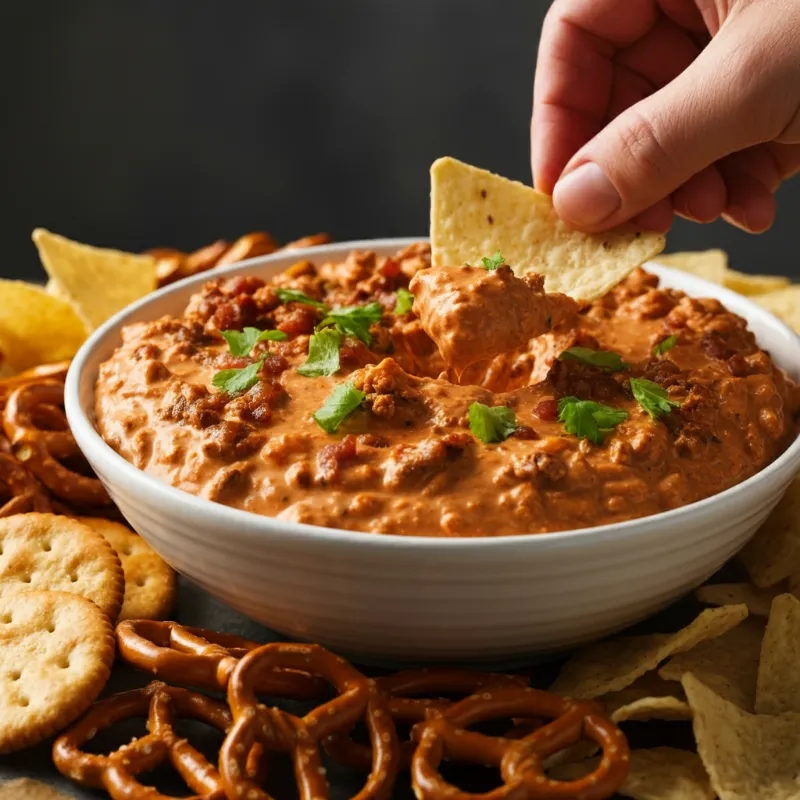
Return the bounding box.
[552,9,792,232]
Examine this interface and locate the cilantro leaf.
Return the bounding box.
[558,396,628,445]
[653,335,677,357]
[297,328,341,377]
[468,402,518,444]
[220,327,287,357]
[481,250,505,270]
[317,302,383,346]
[630,377,680,419]
[275,287,329,311]
[212,356,265,396]
[394,288,415,315]
[313,381,366,433]
[558,346,631,372]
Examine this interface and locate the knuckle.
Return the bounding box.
[615,110,676,181]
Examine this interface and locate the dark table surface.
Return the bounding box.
[0,563,727,798]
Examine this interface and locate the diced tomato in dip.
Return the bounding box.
[95,242,800,537]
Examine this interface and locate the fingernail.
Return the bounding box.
[553,163,621,227]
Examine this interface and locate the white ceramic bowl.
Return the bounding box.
[66,238,800,664]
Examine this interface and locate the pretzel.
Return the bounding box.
[412,686,630,800]
[0,451,52,517]
[325,668,530,772]
[147,231,332,287]
[53,681,264,799]
[0,360,70,390]
[281,233,332,251]
[2,380,110,507]
[0,361,70,412]
[220,642,400,800]
[116,619,327,699]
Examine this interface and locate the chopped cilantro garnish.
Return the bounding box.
[394,288,415,315]
[212,356,265,396]
[468,402,518,444]
[630,377,680,419]
[297,328,341,377]
[220,327,287,357]
[317,302,383,346]
[313,381,366,433]
[275,287,329,311]
[481,250,505,270]
[558,346,630,372]
[653,335,677,357]
[558,397,628,444]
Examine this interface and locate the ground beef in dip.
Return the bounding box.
[95,242,800,537]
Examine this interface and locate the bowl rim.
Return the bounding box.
[65,236,800,551]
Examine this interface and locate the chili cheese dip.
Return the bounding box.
[95,243,800,537]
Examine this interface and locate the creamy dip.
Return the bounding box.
[95,243,799,536]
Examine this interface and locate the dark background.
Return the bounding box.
[3,0,799,282]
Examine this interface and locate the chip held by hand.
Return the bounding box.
[430,156,665,300]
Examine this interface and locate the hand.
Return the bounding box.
[531,0,800,233]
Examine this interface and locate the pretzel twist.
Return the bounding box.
[0,362,71,394]
[220,642,400,800]
[0,450,52,517]
[116,619,327,699]
[325,668,530,772]
[148,232,331,288]
[2,380,110,507]
[412,687,630,800]
[52,681,260,799]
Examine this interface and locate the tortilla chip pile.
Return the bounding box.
[657,248,800,332]
[542,479,800,799]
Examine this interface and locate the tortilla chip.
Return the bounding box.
[429,157,665,300]
[550,605,748,699]
[755,594,800,715]
[550,747,714,800]
[684,673,800,800]
[739,477,800,588]
[656,250,728,284]
[724,269,791,296]
[612,695,693,724]
[600,673,692,722]
[695,581,789,617]
[658,618,764,711]
[45,277,70,301]
[32,228,157,330]
[753,285,800,332]
[0,280,87,372]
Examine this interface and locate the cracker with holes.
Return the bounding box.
[0,590,114,753]
[0,778,74,798]
[0,513,123,620]
[79,517,176,621]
